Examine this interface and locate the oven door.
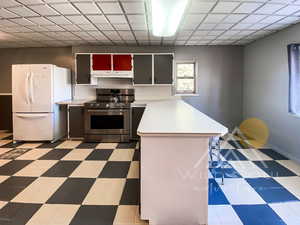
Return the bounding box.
[85,109,130,135]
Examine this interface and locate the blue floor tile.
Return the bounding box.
[228,140,249,149]
[209,161,242,179]
[220,149,248,161]
[208,179,229,205]
[253,161,297,177]
[233,204,287,225]
[258,149,289,160]
[246,178,299,203]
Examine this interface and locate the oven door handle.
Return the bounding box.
[86,109,125,113]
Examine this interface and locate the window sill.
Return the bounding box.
[174,93,199,97]
[288,113,300,119]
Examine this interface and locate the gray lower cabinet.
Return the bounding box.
[131,107,145,139]
[69,106,84,138]
[154,54,173,84]
[76,54,91,84]
[133,55,152,84]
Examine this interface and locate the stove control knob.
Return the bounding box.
[106,104,109,108]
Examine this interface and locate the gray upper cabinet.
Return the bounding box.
[76,54,91,84]
[133,55,152,84]
[154,54,173,84]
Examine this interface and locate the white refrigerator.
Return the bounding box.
[12,64,71,142]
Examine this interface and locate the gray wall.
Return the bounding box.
[244,23,300,162]
[175,46,244,130]
[0,47,72,93]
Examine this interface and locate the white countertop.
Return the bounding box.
[56,99,94,106]
[137,100,228,136]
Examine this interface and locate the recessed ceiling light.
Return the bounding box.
[147,0,189,37]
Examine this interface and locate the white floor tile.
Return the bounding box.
[220,178,265,205]
[270,202,300,225]
[238,148,272,161]
[230,161,269,178]
[277,160,300,176]
[208,205,243,225]
[274,176,300,199]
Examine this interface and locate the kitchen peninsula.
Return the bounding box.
[138,100,228,225]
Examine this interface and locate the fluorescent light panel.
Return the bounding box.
[148,0,189,37]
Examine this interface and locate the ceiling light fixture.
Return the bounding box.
[147,0,189,37]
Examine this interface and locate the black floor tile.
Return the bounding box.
[0,142,23,148]
[38,149,72,160]
[86,149,113,161]
[0,177,36,201]
[99,162,130,178]
[0,160,33,175]
[120,179,140,205]
[36,140,64,149]
[47,178,95,204]
[70,205,117,225]
[133,150,140,161]
[228,140,249,149]
[42,161,81,177]
[117,142,137,149]
[0,202,41,225]
[220,149,248,161]
[258,149,289,160]
[76,142,98,149]
[253,160,297,177]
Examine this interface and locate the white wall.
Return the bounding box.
[244,23,300,162]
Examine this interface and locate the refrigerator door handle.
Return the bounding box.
[29,72,34,103]
[16,114,48,119]
[25,73,30,104]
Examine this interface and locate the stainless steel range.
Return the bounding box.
[84,89,135,142]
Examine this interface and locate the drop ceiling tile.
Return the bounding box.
[208,30,224,36]
[259,15,285,23]
[10,18,35,26]
[254,3,285,14]
[26,25,49,32]
[46,16,71,25]
[118,31,135,40]
[87,31,107,40]
[275,5,300,15]
[184,14,206,24]
[113,23,130,30]
[198,23,217,30]
[189,1,215,13]
[27,17,54,25]
[19,0,44,5]
[215,23,234,30]
[61,24,81,31]
[222,30,241,36]
[72,31,95,40]
[0,0,20,7]
[95,23,114,30]
[44,0,68,3]
[130,23,147,30]
[232,23,252,30]
[8,6,38,17]
[74,2,101,14]
[212,2,240,13]
[0,9,18,18]
[97,2,123,14]
[248,23,268,30]
[264,23,289,30]
[0,20,18,27]
[194,30,210,36]
[127,14,146,24]
[234,2,263,14]
[66,15,90,24]
[242,15,266,23]
[277,16,300,24]
[102,31,122,40]
[134,30,148,38]
[223,14,247,23]
[43,25,65,31]
[77,24,98,31]
[203,14,227,23]
[106,15,127,24]
[50,3,80,15]
[122,2,145,14]
[29,5,59,16]
[0,26,33,33]
[87,15,108,24]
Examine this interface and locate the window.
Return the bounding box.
[288,44,300,116]
[175,62,197,95]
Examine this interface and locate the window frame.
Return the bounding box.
[174,61,198,96]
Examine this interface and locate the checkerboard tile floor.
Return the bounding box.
[1,132,300,225]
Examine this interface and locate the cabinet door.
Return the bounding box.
[92,54,112,71]
[131,107,145,139]
[76,54,91,84]
[113,55,132,71]
[69,106,84,138]
[133,55,152,84]
[154,54,173,84]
